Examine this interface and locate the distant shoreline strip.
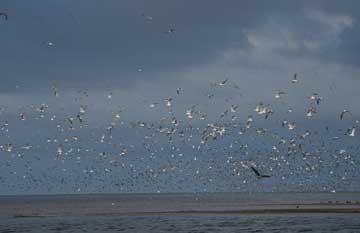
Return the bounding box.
[85,208,360,216]
[13,208,358,218]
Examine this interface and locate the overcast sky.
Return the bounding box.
[0,0,359,194]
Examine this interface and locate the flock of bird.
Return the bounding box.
[0,11,359,194]
[0,72,358,194]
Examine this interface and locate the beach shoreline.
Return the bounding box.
[1,192,359,219]
[1,193,360,233]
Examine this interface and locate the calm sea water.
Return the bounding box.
[0,193,359,232]
[0,214,359,233]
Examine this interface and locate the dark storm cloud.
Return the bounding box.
[1,0,359,93]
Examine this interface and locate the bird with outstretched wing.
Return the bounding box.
[251,166,271,179]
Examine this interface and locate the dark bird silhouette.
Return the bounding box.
[219,78,228,86]
[165,28,176,34]
[0,12,8,20]
[251,166,271,179]
[340,110,351,120]
[291,73,299,83]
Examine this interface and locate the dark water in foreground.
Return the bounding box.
[0,193,359,232]
[1,214,360,233]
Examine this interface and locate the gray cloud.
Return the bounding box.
[2,0,359,92]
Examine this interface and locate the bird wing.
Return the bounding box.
[0,12,8,20]
[250,166,261,176]
[340,110,352,120]
[221,79,228,85]
[340,112,344,120]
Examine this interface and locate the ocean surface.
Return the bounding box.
[0,192,359,233]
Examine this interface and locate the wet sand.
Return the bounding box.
[0,192,359,218]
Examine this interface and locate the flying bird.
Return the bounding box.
[348,127,356,137]
[274,91,286,99]
[219,78,229,86]
[149,103,159,108]
[141,13,153,21]
[287,122,296,130]
[76,114,83,123]
[176,88,183,95]
[52,84,59,97]
[42,41,55,47]
[20,112,26,121]
[316,97,322,105]
[165,28,176,34]
[291,73,299,83]
[230,105,238,113]
[250,166,271,179]
[0,12,8,20]
[306,107,317,117]
[163,98,172,107]
[340,110,352,120]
